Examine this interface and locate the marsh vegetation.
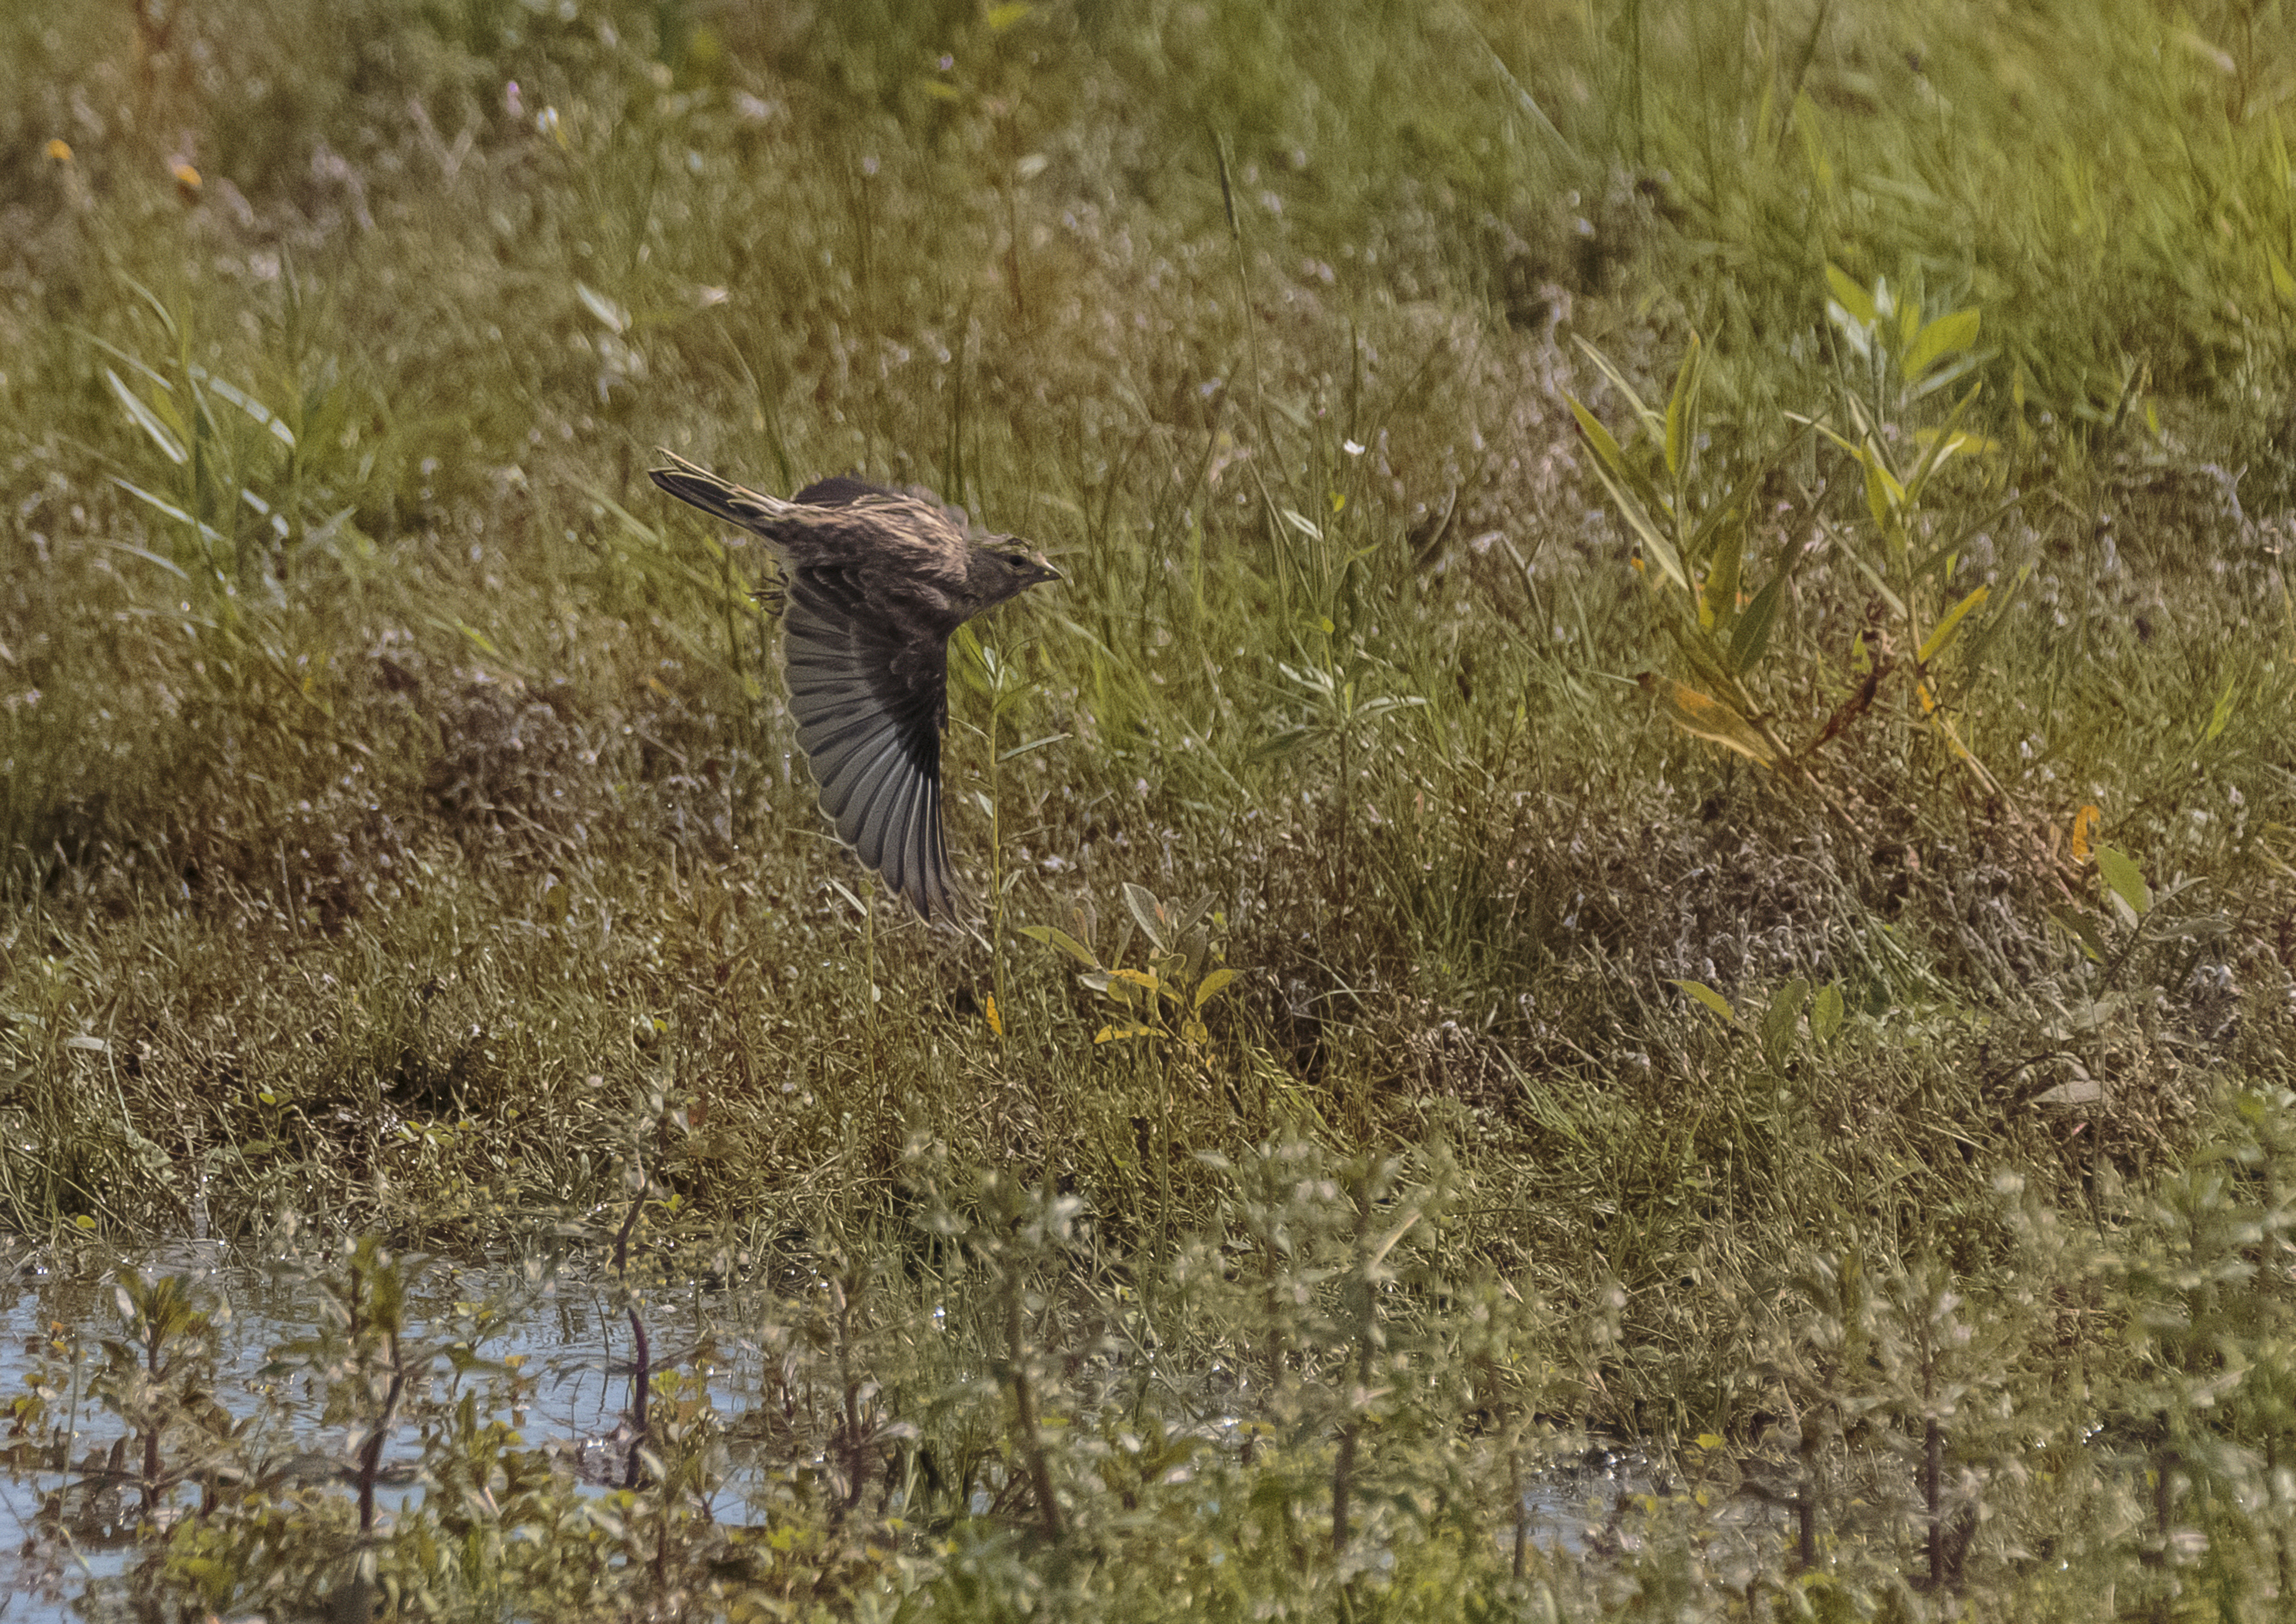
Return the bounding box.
[3,0,2295,1616]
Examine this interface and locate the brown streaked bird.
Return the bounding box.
[648,450,1060,920]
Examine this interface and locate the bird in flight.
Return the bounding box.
[649,451,1061,920]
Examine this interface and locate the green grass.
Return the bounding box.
[3,0,2296,1616]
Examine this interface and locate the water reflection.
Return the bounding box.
[0,1242,1637,1621]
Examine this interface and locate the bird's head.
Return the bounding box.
[964,543,1063,613]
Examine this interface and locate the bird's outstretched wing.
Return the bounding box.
[647,450,970,920]
[780,564,957,919]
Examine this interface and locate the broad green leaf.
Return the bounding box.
[2095,844,2151,918]
[1825,263,1876,327]
[986,2,1032,29]
[1760,979,1809,1068]
[1917,583,1990,662]
[1728,572,1787,674]
[1810,982,1845,1045]
[1905,350,1988,404]
[2051,907,2109,965]
[106,368,186,464]
[1122,882,1170,951]
[1018,924,1100,968]
[1673,979,1738,1024]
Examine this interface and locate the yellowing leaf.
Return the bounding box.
[1903,308,1981,380]
[1641,675,1778,765]
[1193,967,1237,1010]
[1672,979,1738,1024]
[985,993,1004,1038]
[2069,804,2101,862]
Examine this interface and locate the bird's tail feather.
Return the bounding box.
[648,449,791,533]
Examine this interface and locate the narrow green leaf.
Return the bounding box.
[2203,675,2237,744]
[1728,572,1788,674]
[999,731,1071,762]
[1571,336,1659,433]
[110,477,223,543]
[1701,514,1745,634]
[106,367,186,465]
[1917,583,1990,663]
[1903,383,1985,504]
[1953,561,2033,673]
[1663,335,1703,480]
[89,537,192,581]
[1566,393,1636,487]
[1863,456,1902,533]
[1568,402,1686,589]
[197,369,297,448]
